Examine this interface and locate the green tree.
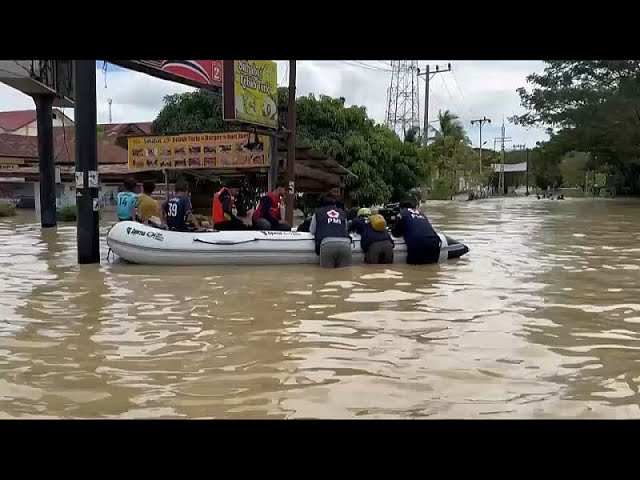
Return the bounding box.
[559,152,590,188]
[431,110,471,145]
[272,89,432,205]
[153,88,432,207]
[152,90,237,135]
[511,61,640,193]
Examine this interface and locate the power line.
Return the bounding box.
[351,60,390,71]
[339,60,391,72]
[450,69,466,101]
[440,74,454,102]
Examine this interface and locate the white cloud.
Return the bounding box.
[0,60,548,147]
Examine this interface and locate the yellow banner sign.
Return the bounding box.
[128,132,271,170]
[0,157,25,165]
[223,60,278,129]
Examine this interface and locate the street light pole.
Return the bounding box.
[471,116,491,174]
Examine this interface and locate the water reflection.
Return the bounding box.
[0,199,639,418]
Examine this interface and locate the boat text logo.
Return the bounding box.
[126,226,164,241]
[259,231,302,236]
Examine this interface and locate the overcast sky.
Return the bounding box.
[0,60,548,149]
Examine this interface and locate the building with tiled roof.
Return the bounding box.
[0,120,154,208]
[0,108,74,136]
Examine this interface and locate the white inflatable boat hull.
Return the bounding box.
[106,221,469,265]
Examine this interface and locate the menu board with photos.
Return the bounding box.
[128,132,270,170]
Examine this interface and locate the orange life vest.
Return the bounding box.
[212,187,235,223]
[252,191,281,222]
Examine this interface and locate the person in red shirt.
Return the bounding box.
[252,182,290,231]
[212,184,248,230]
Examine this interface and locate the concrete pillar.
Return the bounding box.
[34,94,57,228]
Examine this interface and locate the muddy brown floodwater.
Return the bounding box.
[1,197,640,418]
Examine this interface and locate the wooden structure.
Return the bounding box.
[0,125,352,196]
[277,142,349,192]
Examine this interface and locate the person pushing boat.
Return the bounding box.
[391,200,441,265]
[309,195,352,268]
[348,208,394,264]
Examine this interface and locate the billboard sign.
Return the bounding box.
[112,60,222,88]
[222,60,278,129]
[128,132,270,170]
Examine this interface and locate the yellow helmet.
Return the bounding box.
[357,207,371,217]
[369,214,387,232]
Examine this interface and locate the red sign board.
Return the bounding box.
[112,60,222,88]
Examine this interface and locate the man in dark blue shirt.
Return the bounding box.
[391,200,441,265]
[162,180,201,232]
[349,208,394,264]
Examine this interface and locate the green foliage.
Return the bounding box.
[0,203,17,217]
[559,152,590,188]
[430,177,455,200]
[431,110,471,145]
[152,87,488,205]
[296,193,321,217]
[511,61,640,194]
[152,90,240,135]
[56,205,77,222]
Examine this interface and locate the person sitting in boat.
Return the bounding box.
[135,180,161,225]
[348,208,395,264]
[252,182,291,231]
[117,177,139,221]
[162,180,201,232]
[391,200,441,265]
[309,195,352,268]
[296,216,312,232]
[212,184,247,231]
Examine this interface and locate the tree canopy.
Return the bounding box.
[152,87,481,205]
[511,61,640,193]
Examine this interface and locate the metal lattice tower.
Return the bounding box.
[385,61,421,139]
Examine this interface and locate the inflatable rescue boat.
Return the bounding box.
[106,221,469,265]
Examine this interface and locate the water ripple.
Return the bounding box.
[1,199,640,418]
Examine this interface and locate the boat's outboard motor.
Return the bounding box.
[377,203,401,230]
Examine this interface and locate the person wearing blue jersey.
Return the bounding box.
[117,177,139,221]
[162,180,201,232]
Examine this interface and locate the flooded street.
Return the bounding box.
[1,197,640,419]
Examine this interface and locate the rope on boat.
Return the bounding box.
[193,235,318,245]
[193,238,258,246]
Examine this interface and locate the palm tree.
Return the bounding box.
[430,110,471,145]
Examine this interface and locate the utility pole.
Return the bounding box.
[417,63,452,146]
[496,120,512,196]
[470,116,491,174]
[526,147,530,195]
[285,60,297,226]
[513,144,526,195]
[107,98,113,123]
[73,60,100,264]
